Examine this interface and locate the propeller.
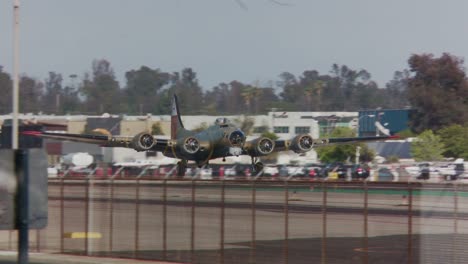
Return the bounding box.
[258,138,274,154]
[132,132,156,151]
[229,130,245,147]
[299,135,313,150]
[184,137,200,154]
[140,134,155,149]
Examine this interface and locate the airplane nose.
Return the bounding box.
[229,130,245,147]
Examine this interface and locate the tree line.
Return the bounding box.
[0,60,408,115]
[0,52,467,135]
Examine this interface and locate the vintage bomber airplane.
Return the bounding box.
[23,95,396,176]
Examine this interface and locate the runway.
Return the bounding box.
[3,179,468,263]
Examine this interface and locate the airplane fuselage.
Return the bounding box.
[162,123,246,166]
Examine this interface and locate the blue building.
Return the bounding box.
[358,109,411,137]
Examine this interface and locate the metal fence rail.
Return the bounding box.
[1,177,468,264]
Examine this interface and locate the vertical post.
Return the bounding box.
[60,177,64,253]
[407,185,413,264]
[109,178,114,252]
[190,180,196,263]
[16,150,28,264]
[35,230,40,252]
[284,180,289,264]
[9,230,12,251]
[250,180,256,264]
[321,181,327,264]
[84,178,89,255]
[134,178,140,259]
[219,180,225,264]
[453,183,458,263]
[454,183,458,233]
[12,0,20,150]
[362,181,368,264]
[162,180,167,260]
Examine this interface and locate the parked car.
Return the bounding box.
[278,165,306,178]
[262,164,279,177]
[351,164,370,180]
[320,163,347,179]
[377,167,394,181]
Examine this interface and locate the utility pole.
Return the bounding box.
[12,0,20,150]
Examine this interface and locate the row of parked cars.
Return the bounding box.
[220,163,371,180]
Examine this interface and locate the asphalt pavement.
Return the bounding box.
[0,251,182,264]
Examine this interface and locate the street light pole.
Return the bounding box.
[12,0,20,150]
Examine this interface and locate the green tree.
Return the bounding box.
[192,122,208,132]
[151,122,165,135]
[316,127,372,163]
[438,124,468,159]
[407,53,468,132]
[81,59,121,114]
[384,70,410,108]
[42,71,63,113]
[261,131,279,140]
[232,116,255,135]
[124,66,170,114]
[410,130,445,161]
[20,75,44,113]
[0,67,12,114]
[166,68,204,114]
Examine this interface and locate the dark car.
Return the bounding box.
[351,164,370,180]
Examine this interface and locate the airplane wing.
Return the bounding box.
[22,131,170,152]
[244,134,398,157]
[314,135,399,147]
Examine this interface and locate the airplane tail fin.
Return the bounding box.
[171,95,185,139]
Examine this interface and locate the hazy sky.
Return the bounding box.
[1,0,467,90]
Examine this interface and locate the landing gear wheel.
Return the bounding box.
[250,156,264,176]
[177,160,188,177]
[253,162,264,175]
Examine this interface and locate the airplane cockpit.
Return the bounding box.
[215,117,230,127]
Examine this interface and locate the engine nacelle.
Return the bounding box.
[182,137,200,154]
[289,134,314,153]
[132,132,156,151]
[247,137,275,156]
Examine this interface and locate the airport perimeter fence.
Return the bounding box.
[1,177,468,263]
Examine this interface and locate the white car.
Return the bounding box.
[262,165,279,177]
[47,167,58,178]
[185,167,213,179]
[286,165,306,177]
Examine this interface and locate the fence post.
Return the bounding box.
[60,177,65,253]
[162,179,167,260]
[284,180,289,264]
[219,180,225,264]
[190,179,196,263]
[134,178,141,259]
[250,180,256,264]
[109,177,114,252]
[362,180,368,264]
[407,184,413,264]
[36,229,40,252]
[84,177,89,255]
[321,180,327,264]
[8,231,12,251]
[453,183,458,263]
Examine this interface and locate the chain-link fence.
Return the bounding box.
[1,177,468,263]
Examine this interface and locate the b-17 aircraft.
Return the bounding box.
[23,95,396,176]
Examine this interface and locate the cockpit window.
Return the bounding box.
[215,117,229,126]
